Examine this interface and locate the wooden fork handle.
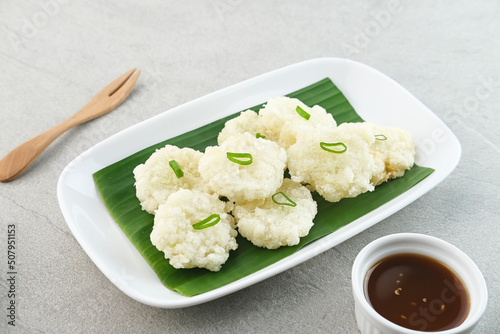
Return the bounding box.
[0,117,81,183]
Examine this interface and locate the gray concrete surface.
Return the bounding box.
[1,1,499,333]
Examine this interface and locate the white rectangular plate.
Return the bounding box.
[57,58,461,308]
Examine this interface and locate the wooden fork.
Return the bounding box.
[0,68,140,183]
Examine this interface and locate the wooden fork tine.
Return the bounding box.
[83,69,140,113]
[107,69,141,108]
[99,68,137,97]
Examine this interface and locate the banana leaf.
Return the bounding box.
[93,78,434,297]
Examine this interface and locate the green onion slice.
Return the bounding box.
[375,134,387,141]
[169,160,184,178]
[256,133,266,139]
[227,152,253,165]
[192,214,221,230]
[320,142,347,154]
[272,192,297,207]
[296,105,311,120]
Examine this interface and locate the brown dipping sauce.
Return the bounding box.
[364,253,470,332]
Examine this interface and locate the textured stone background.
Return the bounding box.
[0,1,499,333]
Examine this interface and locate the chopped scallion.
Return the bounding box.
[320,142,347,154]
[227,152,253,165]
[192,214,221,230]
[296,105,311,120]
[256,133,266,139]
[375,134,387,141]
[169,160,184,178]
[272,192,297,207]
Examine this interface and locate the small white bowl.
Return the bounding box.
[351,233,487,334]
